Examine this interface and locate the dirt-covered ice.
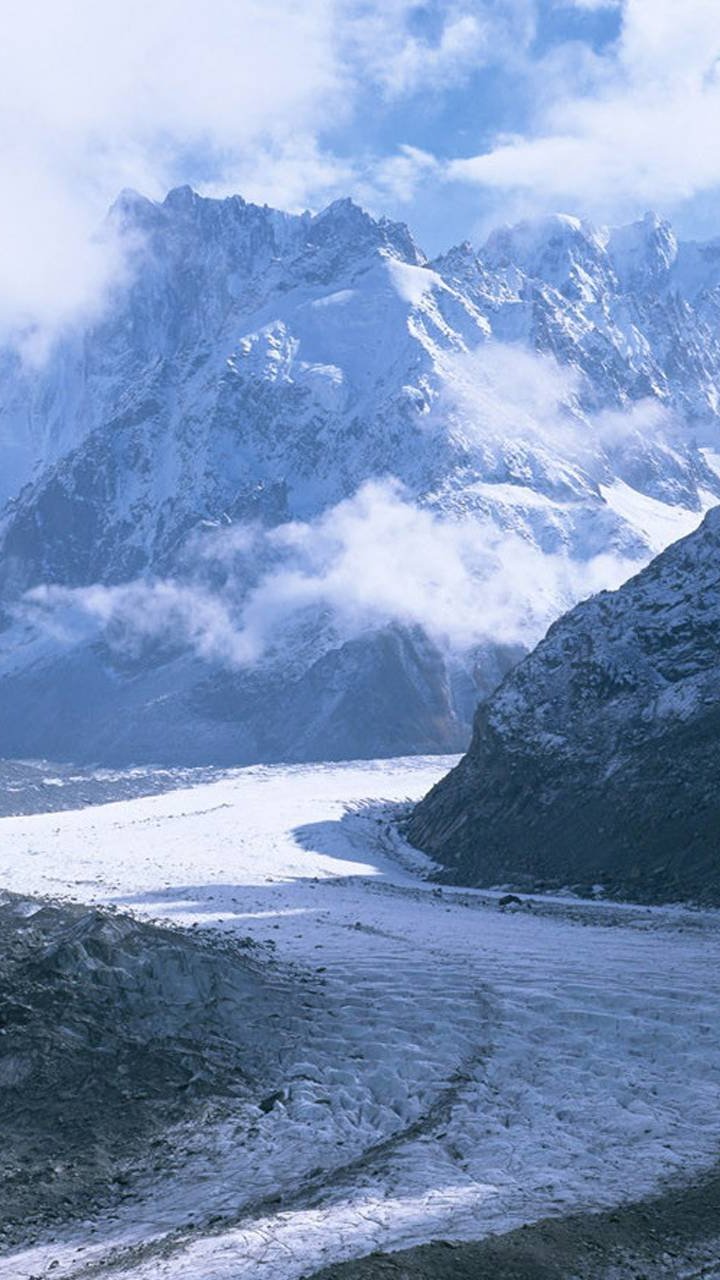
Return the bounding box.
[0,756,718,1279]
[0,892,297,1244]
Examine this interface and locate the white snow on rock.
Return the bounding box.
[1,757,719,1280]
[1,192,720,764]
[599,477,710,554]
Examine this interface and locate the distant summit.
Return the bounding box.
[0,191,718,764]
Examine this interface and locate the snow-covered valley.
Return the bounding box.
[1,757,718,1279]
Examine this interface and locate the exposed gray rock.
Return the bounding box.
[0,893,291,1240]
[408,507,720,904]
[0,624,484,765]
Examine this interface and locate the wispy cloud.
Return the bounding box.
[18,334,697,671]
[347,6,494,99]
[448,1,720,220]
[0,1,534,345]
[2,2,717,346]
[437,341,679,459]
[22,477,637,670]
[438,342,583,445]
[0,0,347,343]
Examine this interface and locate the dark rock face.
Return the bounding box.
[0,625,474,766]
[408,508,720,904]
[0,894,290,1240]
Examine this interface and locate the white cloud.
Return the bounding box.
[432,342,683,516]
[18,340,682,669]
[0,0,532,345]
[369,146,441,207]
[439,342,584,445]
[26,579,254,668]
[200,136,359,216]
[592,397,674,446]
[448,1,720,218]
[4,0,716,346]
[350,7,492,99]
[0,0,350,344]
[23,478,637,669]
[20,314,697,671]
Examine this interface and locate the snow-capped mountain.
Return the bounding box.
[408,504,720,904]
[0,190,719,763]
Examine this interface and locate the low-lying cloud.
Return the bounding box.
[23,479,637,671]
[438,342,584,444]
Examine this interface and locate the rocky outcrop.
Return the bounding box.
[408,508,720,904]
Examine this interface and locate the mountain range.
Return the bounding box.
[0,189,719,764]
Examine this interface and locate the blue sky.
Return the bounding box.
[1,1,720,334]
[330,1,625,249]
[340,3,622,168]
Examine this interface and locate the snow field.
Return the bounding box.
[1,755,719,1279]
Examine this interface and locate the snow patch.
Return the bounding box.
[599,479,708,554]
[385,258,442,307]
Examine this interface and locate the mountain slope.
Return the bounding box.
[0,192,719,763]
[407,506,720,903]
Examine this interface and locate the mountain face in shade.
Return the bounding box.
[407,506,720,904]
[0,191,719,765]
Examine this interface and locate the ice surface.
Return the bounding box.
[1,756,719,1279]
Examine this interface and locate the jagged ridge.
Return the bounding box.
[1,191,720,763]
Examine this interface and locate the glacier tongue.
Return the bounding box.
[0,189,718,763]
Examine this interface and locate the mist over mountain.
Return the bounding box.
[0,189,719,764]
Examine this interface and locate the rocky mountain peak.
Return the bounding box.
[481,213,606,286]
[607,211,678,292]
[0,192,719,766]
[308,196,424,266]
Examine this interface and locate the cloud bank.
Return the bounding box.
[3,3,719,352]
[23,479,637,671]
[19,337,689,671]
[436,341,678,470]
[0,0,342,342]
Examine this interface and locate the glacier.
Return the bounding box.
[2,758,719,1277]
